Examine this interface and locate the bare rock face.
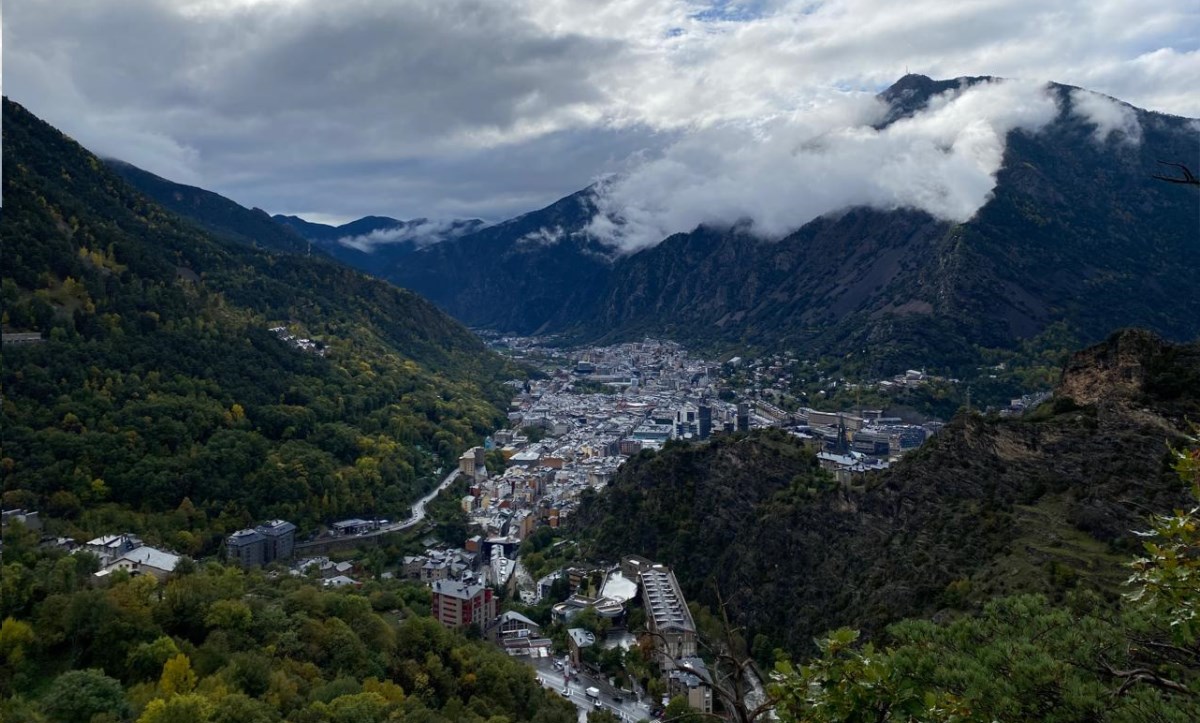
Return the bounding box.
[1057,328,1167,406]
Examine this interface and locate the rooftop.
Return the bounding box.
[640,567,695,633]
[227,528,266,544]
[257,519,296,534]
[600,570,638,603]
[568,627,596,648]
[431,579,487,600]
[115,546,181,572]
[498,610,541,628]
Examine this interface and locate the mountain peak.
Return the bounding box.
[878,73,997,125]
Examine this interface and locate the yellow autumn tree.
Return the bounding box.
[159,653,197,697]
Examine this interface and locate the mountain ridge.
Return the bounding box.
[106,159,315,256]
[277,212,488,278]
[108,75,1199,379]
[379,76,1200,375]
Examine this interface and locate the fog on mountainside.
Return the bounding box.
[587,77,1071,253]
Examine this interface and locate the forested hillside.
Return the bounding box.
[106,161,313,255]
[0,97,517,552]
[573,330,1200,656]
[0,537,576,723]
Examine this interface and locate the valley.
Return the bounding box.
[3,5,1200,719]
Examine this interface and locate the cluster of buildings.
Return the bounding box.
[464,339,761,535]
[793,407,940,454]
[787,407,943,483]
[224,518,370,587]
[2,509,176,583]
[554,556,712,715]
[87,534,182,582]
[411,544,548,653]
[268,325,326,356]
[875,368,948,391]
[292,556,360,588]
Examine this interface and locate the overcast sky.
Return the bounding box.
[4,0,1198,227]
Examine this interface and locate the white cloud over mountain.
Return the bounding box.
[587,79,1063,252]
[1070,89,1144,146]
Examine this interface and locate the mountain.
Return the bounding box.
[275,214,416,244]
[392,76,1200,373]
[386,187,613,333]
[275,213,486,278]
[107,160,313,255]
[571,329,1200,656]
[592,77,1200,371]
[105,160,491,279]
[0,97,517,545]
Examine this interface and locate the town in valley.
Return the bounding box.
[4,336,972,721]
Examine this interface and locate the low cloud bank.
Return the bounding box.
[336,219,482,253]
[586,79,1062,253]
[1070,88,1143,145]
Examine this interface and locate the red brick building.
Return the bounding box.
[431,580,497,628]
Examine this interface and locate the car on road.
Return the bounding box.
[560,689,570,698]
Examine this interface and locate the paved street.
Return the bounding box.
[529,655,652,722]
[338,468,462,539]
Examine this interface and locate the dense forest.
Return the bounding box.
[1,97,519,551]
[763,435,1200,722]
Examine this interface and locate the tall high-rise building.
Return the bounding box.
[736,402,750,432]
[698,404,712,439]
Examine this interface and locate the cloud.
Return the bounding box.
[3,0,1197,224]
[335,219,484,253]
[518,226,568,246]
[1069,88,1143,145]
[587,79,1061,252]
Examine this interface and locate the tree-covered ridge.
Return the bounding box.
[0,97,518,548]
[572,330,1200,658]
[768,441,1200,722]
[105,160,313,256]
[0,540,576,723]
